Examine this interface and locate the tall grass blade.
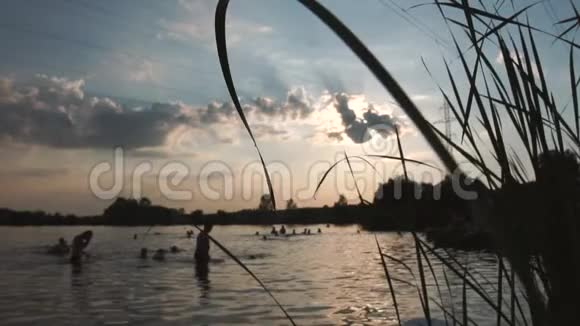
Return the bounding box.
[462,263,468,326]
[417,238,513,325]
[503,265,529,326]
[192,225,296,325]
[414,233,432,325]
[375,236,402,326]
[497,256,504,326]
[367,155,441,171]
[428,122,502,184]
[313,155,382,199]
[439,1,534,29]
[215,0,277,210]
[442,267,457,326]
[384,253,415,275]
[474,3,537,44]
[344,151,367,205]
[296,0,458,174]
[418,235,450,326]
[430,298,468,326]
[394,126,409,180]
[570,44,579,138]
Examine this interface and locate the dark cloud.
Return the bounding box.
[327,132,344,142]
[0,167,69,178]
[283,87,313,119]
[252,97,279,117]
[252,124,288,139]
[0,76,192,149]
[0,76,306,150]
[0,75,396,151]
[128,149,196,159]
[199,101,236,124]
[333,93,400,144]
[249,88,313,120]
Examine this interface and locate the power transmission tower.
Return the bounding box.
[433,101,455,153]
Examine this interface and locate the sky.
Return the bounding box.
[0,0,577,215]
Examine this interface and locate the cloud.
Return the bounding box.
[176,0,210,13]
[198,101,236,124]
[158,13,272,46]
[327,131,344,142]
[411,94,433,102]
[331,93,400,144]
[252,124,288,139]
[0,167,69,178]
[0,75,406,153]
[128,149,196,159]
[168,0,272,43]
[0,75,191,149]
[249,87,314,120]
[0,75,324,151]
[128,60,156,82]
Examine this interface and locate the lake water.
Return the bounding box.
[0,225,516,325]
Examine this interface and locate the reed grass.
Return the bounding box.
[212,0,580,324]
[192,225,296,325]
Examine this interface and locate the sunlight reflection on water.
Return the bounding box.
[0,225,507,325]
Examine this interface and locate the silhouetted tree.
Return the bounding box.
[139,197,151,207]
[103,197,174,225]
[286,198,298,209]
[334,194,348,207]
[258,194,274,211]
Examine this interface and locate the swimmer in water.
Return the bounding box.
[48,237,70,255]
[70,230,92,264]
[153,249,166,261]
[280,225,286,235]
[270,226,278,236]
[170,245,180,253]
[195,224,213,264]
[139,248,148,259]
[194,224,212,280]
[317,228,322,234]
[292,229,296,235]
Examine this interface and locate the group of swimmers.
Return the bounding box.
[47,224,214,267]
[47,230,93,264]
[137,225,212,263]
[271,226,321,235]
[255,226,322,240]
[139,245,182,261]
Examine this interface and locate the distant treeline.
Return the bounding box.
[0,176,479,230]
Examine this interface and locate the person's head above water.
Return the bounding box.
[58,237,67,246]
[152,249,166,261]
[72,230,93,248]
[203,223,213,233]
